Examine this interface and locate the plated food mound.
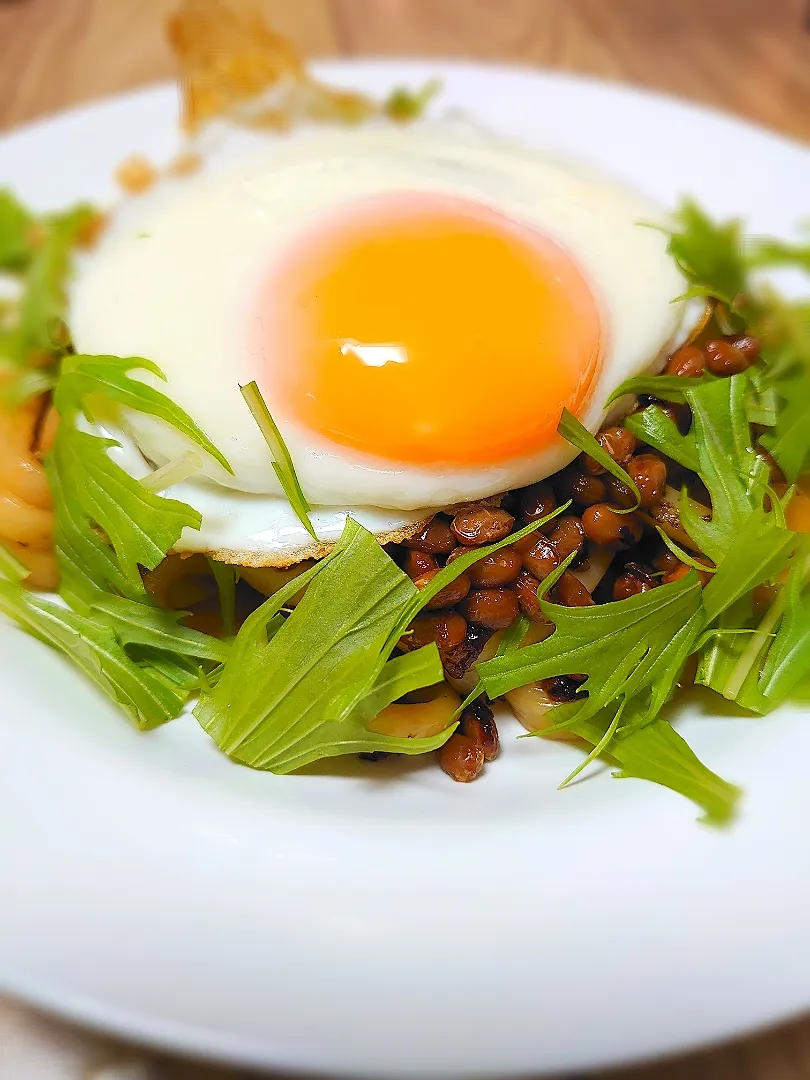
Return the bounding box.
[0,56,809,825]
[70,125,682,561]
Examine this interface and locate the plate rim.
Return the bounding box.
[3,55,808,154]
[2,58,810,1079]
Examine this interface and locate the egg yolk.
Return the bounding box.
[258,192,602,466]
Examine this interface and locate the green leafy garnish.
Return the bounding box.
[757,543,810,704]
[662,198,747,310]
[701,517,794,624]
[748,234,810,274]
[52,354,230,602]
[195,508,560,771]
[195,518,452,771]
[13,205,96,361]
[667,375,795,624]
[698,542,810,712]
[757,299,810,483]
[625,406,699,472]
[0,190,35,271]
[605,373,706,407]
[476,570,737,821]
[678,375,765,564]
[208,558,238,638]
[0,345,233,729]
[240,380,317,541]
[480,572,704,719]
[0,191,100,409]
[570,709,740,825]
[0,368,58,410]
[0,546,226,729]
[383,77,442,122]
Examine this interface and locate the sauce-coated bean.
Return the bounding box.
[563,471,608,506]
[403,517,457,554]
[442,623,495,680]
[728,333,760,363]
[414,568,471,609]
[514,569,543,620]
[605,475,637,510]
[451,506,515,546]
[612,561,658,601]
[663,562,712,587]
[581,504,643,549]
[448,545,522,587]
[552,572,595,607]
[402,611,468,653]
[653,546,681,573]
[704,338,752,375]
[521,536,559,580]
[665,345,705,378]
[438,732,484,782]
[547,515,586,562]
[627,454,668,507]
[461,699,499,761]
[462,587,520,629]
[518,482,557,524]
[403,549,437,578]
[583,427,638,474]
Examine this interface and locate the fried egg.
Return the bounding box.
[70,123,686,564]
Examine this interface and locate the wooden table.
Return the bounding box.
[1,2,810,1078]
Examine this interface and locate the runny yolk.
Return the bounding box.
[257,192,603,466]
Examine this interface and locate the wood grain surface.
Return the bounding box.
[1,2,809,1079]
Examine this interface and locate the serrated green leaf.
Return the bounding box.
[0,189,35,271]
[760,369,810,483]
[701,511,795,622]
[52,429,202,594]
[0,578,199,729]
[11,204,96,363]
[756,545,810,705]
[89,592,229,662]
[570,710,740,825]
[663,198,747,309]
[60,354,231,473]
[748,236,810,274]
[51,354,231,599]
[606,374,706,407]
[479,572,704,723]
[626,405,699,472]
[195,518,453,772]
[679,375,762,564]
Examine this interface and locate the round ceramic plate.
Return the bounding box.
[1,61,810,1080]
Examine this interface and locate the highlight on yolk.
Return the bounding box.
[257,192,603,466]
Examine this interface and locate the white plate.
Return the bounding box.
[1,60,810,1080]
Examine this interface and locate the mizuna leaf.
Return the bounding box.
[195,519,453,772]
[239,380,316,539]
[569,710,740,825]
[626,406,699,473]
[479,572,704,723]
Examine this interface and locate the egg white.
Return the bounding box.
[102,421,431,564]
[69,123,688,562]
